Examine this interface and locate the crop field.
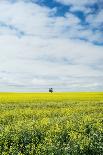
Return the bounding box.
[0,92,103,155]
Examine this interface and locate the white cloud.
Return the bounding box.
[0,0,103,91]
[55,0,98,6]
[86,10,103,27]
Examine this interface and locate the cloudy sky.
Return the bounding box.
[0,0,103,92]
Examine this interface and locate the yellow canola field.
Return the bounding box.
[0,92,103,155]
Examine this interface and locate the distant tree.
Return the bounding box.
[49,88,53,93]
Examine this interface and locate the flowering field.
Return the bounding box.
[0,93,103,155]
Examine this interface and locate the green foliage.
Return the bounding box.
[0,93,103,155]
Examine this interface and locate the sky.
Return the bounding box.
[0,0,103,92]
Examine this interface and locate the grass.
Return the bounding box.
[0,92,103,155]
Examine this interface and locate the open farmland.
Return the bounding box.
[0,92,103,155]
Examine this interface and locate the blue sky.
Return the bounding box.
[0,0,103,92]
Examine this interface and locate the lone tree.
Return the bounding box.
[49,88,53,93]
